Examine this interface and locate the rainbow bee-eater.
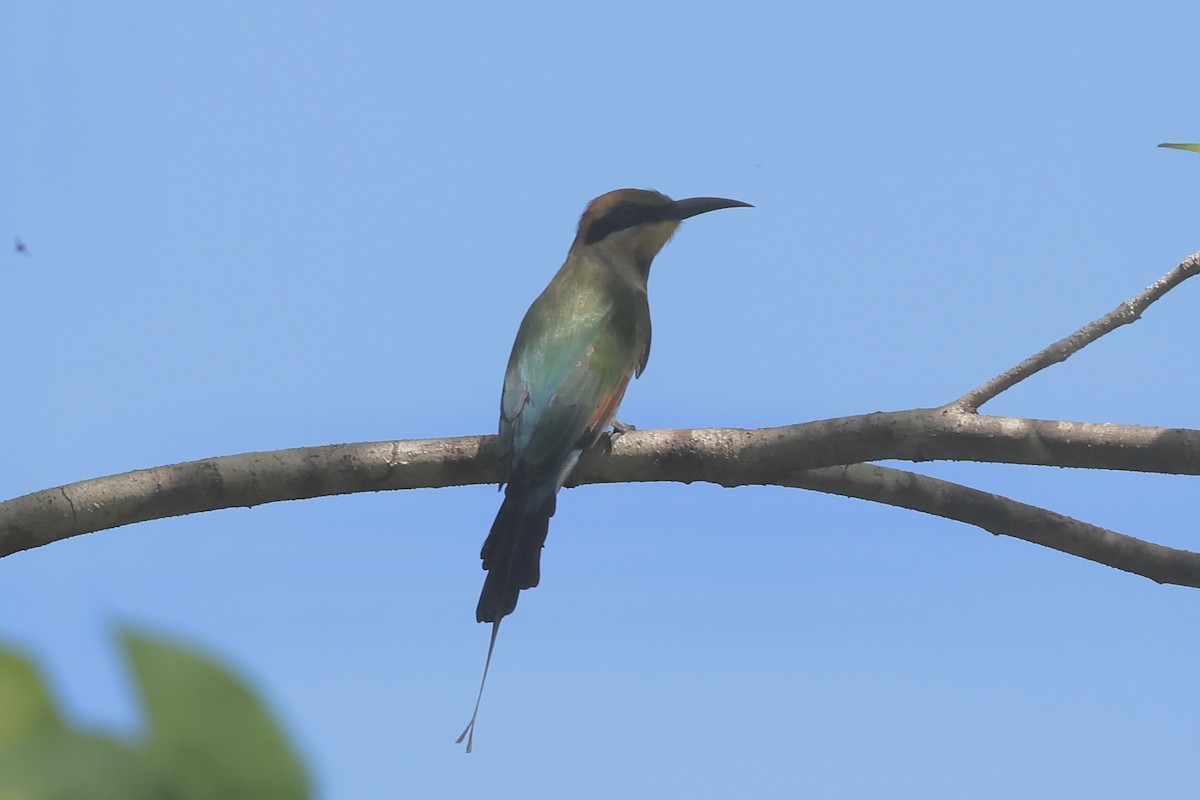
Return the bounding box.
[458,188,751,751]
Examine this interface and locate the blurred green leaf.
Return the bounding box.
[0,649,61,752]
[1158,142,1200,153]
[0,731,163,800]
[121,629,310,800]
[0,631,311,800]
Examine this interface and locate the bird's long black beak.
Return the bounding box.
[666,196,753,221]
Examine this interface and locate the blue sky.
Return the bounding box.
[3,2,1199,797]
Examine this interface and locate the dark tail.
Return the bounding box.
[475,484,555,623]
[458,484,556,751]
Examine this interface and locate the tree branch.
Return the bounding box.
[3,254,1199,590]
[952,251,1200,411]
[783,463,1200,588]
[0,437,493,557]
[3,411,1199,586]
[568,412,1200,484]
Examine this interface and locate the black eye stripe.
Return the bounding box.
[584,203,662,245]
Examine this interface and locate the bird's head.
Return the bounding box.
[570,189,751,277]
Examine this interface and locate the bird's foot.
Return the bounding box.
[603,420,636,452]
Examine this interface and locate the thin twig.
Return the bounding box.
[952,251,1200,411]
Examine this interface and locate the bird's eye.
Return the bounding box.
[585,203,647,244]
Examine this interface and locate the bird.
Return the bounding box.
[458,188,751,751]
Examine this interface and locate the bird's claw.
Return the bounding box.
[603,420,636,452]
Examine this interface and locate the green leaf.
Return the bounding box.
[0,731,164,800]
[121,629,310,800]
[1158,142,1200,153]
[0,648,61,753]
